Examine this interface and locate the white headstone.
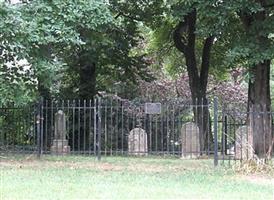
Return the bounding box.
[181,122,200,158]
[128,128,148,156]
[235,126,253,160]
[51,110,70,154]
[54,110,66,140]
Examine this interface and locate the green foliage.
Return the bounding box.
[0,0,153,102]
[223,1,274,67]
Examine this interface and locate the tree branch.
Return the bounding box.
[187,9,197,51]
[200,36,214,92]
[114,12,143,21]
[173,21,188,54]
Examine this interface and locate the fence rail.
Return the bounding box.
[0,97,273,165]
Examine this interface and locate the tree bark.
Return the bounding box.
[240,0,273,159]
[248,61,272,158]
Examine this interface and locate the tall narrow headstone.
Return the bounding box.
[181,122,200,158]
[51,110,70,154]
[128,128,148,156]
[235,126,253,160]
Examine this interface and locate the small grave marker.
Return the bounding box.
[128,128,148,156]
[181,122,200,158]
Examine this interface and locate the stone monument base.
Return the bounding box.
[181,153,200,159]
[128,151,148,156]
[51,139,70,154]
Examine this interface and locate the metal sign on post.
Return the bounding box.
[145,103,161,114]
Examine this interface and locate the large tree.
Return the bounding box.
[1,0,152,102]
[112,0,232,152]
[224,0,274,158]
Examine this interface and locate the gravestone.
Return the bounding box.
[50,110,70,154]
[235,126,253,160]
[128,128,148,156]
[181,122,200,158]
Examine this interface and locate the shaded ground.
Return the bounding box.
[0,155,273,200]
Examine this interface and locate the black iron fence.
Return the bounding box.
[0,103,38,154]
[219,104,274,164]
[37,97,213,157]
[0,97,273,165]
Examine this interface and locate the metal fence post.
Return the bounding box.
[94,97,97,156]
[40,98,44,156]
[36,99,42,159]
[36,114,41,158]
[214,97,218,167]
[97,97,102,161]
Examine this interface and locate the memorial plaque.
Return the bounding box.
[145,103,161,114]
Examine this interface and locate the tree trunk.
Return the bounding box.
[173,10,214,153]
[239,0,273,159]
[78,51,96,100]
[190,86,212,153]
[248,60,272,158]
[76,51,97,151]
[37,77,51,100]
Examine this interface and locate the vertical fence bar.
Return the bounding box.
[116,98,119,155]
[50,100,54,153]
[97,97,102,161]
[78,100,81,153]
[121,102,124,155]
[221,110,225,164]
[110,98,113,155]
[72,100,75,154]
[41,99,44,156]
[149,114,152,153]
[45,100,48,153]
[161,105,164,153]
[167,104,169,154]
[172,104,175,155]
[214,97,218,167]
[89,100,92,155]
[224,115,227,156]
[12,103,15,153]
[67,100,70,154]
[104,99,108,155]
[84,100,86,154]
[61,100,64,155]
[155,113,158,153]
[36,100,42,158]
[94,97,97,155]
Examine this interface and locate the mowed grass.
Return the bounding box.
[0,155,273,200]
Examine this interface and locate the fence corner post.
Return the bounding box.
[214,97,218,167]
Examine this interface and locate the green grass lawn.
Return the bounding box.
[0,155,273,200]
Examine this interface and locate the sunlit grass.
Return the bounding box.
[1,155,273,200]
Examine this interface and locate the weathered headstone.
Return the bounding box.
[235,126,253,160]
[128,128,148,156]
[51,110,70,154]
[181,122,200,158]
